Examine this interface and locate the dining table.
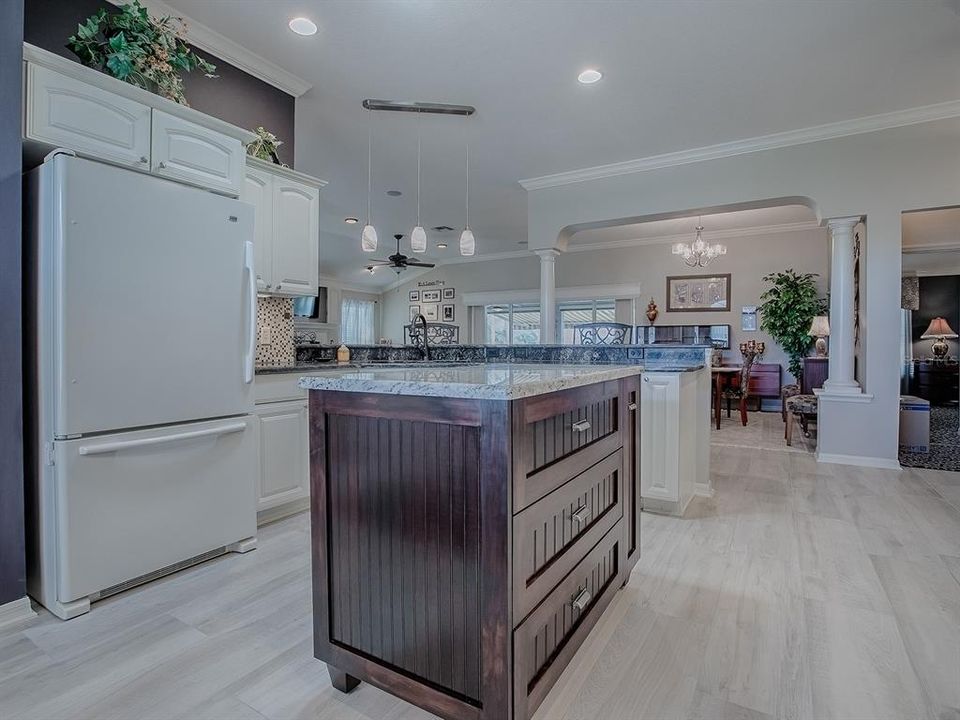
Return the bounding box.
[711,365,742,429]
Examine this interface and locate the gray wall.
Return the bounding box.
[912,275,960,359]
[24,0,296,165]
[379,227,830,382]
[0,0,25,606]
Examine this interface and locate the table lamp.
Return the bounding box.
[921,317,958,359]
[808,316,830,357]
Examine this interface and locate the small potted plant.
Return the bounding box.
[67,0,217,106]
[247,127,285,165]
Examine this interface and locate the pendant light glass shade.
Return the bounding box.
[361,224,378,253]
[460,138,475,257]
[459,227,475,256]
[411,225,427,253]
[361,109,377,252]
[410,112,427,254]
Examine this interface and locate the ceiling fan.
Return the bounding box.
[367,234,436,274]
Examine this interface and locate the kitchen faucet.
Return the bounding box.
[412,313,430,361]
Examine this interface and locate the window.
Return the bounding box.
[558,300,616,343]
[340,297,376,345]
[484,303,541,345]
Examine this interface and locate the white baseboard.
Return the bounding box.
[257,497,310,527]
[817,452,901,470]
[0,597,37,629]
[693,483,715,498]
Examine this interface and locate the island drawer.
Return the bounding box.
[513,520,624,720]
[512,380,623,510]
[513,448,624,622]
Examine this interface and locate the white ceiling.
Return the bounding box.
[166,0,960,289]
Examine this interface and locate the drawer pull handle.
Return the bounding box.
[572,588,592,612]
[572,505,591,525]
[627,402,637,410]
[572,420,591,433]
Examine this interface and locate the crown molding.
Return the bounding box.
[901,241,960,254]
[519,99,960,191]
[107,0,312,97]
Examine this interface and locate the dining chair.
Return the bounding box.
[573,322,632,345]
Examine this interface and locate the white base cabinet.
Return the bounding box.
[253,373,310,524]
[640,370,700,516]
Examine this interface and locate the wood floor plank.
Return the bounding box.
[0,414,956,720]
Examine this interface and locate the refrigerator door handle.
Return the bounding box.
[243,240,256,384]
[77,421,248,456]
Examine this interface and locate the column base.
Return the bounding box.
[820,379,861,395]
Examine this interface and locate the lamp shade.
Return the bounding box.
[921,317,958,339]
[808,315,830,338]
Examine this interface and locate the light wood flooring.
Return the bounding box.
[2,420,959,720]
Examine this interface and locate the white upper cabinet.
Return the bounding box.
[244,157,324,297]
[26,64,152,170]
[242,167,274,292]
[22,44,254,197]
[151,110,244,196]
[271,178,320,296]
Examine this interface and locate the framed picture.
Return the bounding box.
[741,305,757,331]
[442,304,455,322]
[422,304,439,321]
[666,274,731,312]
[442,288,455,300]
[408,290,420,302]
[408,305,420,321]
[421,289,441,303]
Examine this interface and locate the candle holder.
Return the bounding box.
[739,340,765,357]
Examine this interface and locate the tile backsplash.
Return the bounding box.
[256,297,296,367]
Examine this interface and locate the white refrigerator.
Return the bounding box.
[25,153,259,620]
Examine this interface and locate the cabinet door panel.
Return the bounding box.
[256,401,309,510]
[241,168,273,291]
[639,373,679,501]
[151,109,244,196]
[26,64,151,169]
[271,179,319,296]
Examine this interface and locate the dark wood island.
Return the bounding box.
[301,364,644,720]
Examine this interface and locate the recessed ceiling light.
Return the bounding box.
[288,17,317,36]
[386,189,402,197]
[344,217,358,224]
[578,69,602,84]
[436,241,448,249]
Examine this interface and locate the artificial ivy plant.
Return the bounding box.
[67,0,216,106]
[758,269,828,381]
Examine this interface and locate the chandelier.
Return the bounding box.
[671,218,726,267]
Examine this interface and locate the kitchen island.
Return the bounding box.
[300,363,703,720]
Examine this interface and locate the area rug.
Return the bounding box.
[899,406,960,472]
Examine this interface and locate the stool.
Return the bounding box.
[781,384,800,422]
[785,393,818,446]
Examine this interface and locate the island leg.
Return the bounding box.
[328,665,360,693]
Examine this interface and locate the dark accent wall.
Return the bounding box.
[912,275,960,359]
[0,0,25,606]
[24,0,296,165]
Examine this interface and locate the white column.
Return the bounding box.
[536,249,560,344]
[822,216,862,394]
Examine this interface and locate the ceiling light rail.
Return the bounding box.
[361,99,476,116]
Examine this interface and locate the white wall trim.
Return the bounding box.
[0,597,37,630]
[568,220,822,253]
[815,391,875,404]
[519,99,960,190]
[462,283,643,307]
[816,452,901,470]
[107,0,312,97]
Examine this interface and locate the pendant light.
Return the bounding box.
[361,109,378,252]
[459,138,475,256]
[410,111,427,253]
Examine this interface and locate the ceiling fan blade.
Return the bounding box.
[368,259,391,264]
[405,261,436,268]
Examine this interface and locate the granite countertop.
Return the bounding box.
[256,362,343,375]
[297,363,649,400]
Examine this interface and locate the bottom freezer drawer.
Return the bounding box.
[55,417,257,602]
